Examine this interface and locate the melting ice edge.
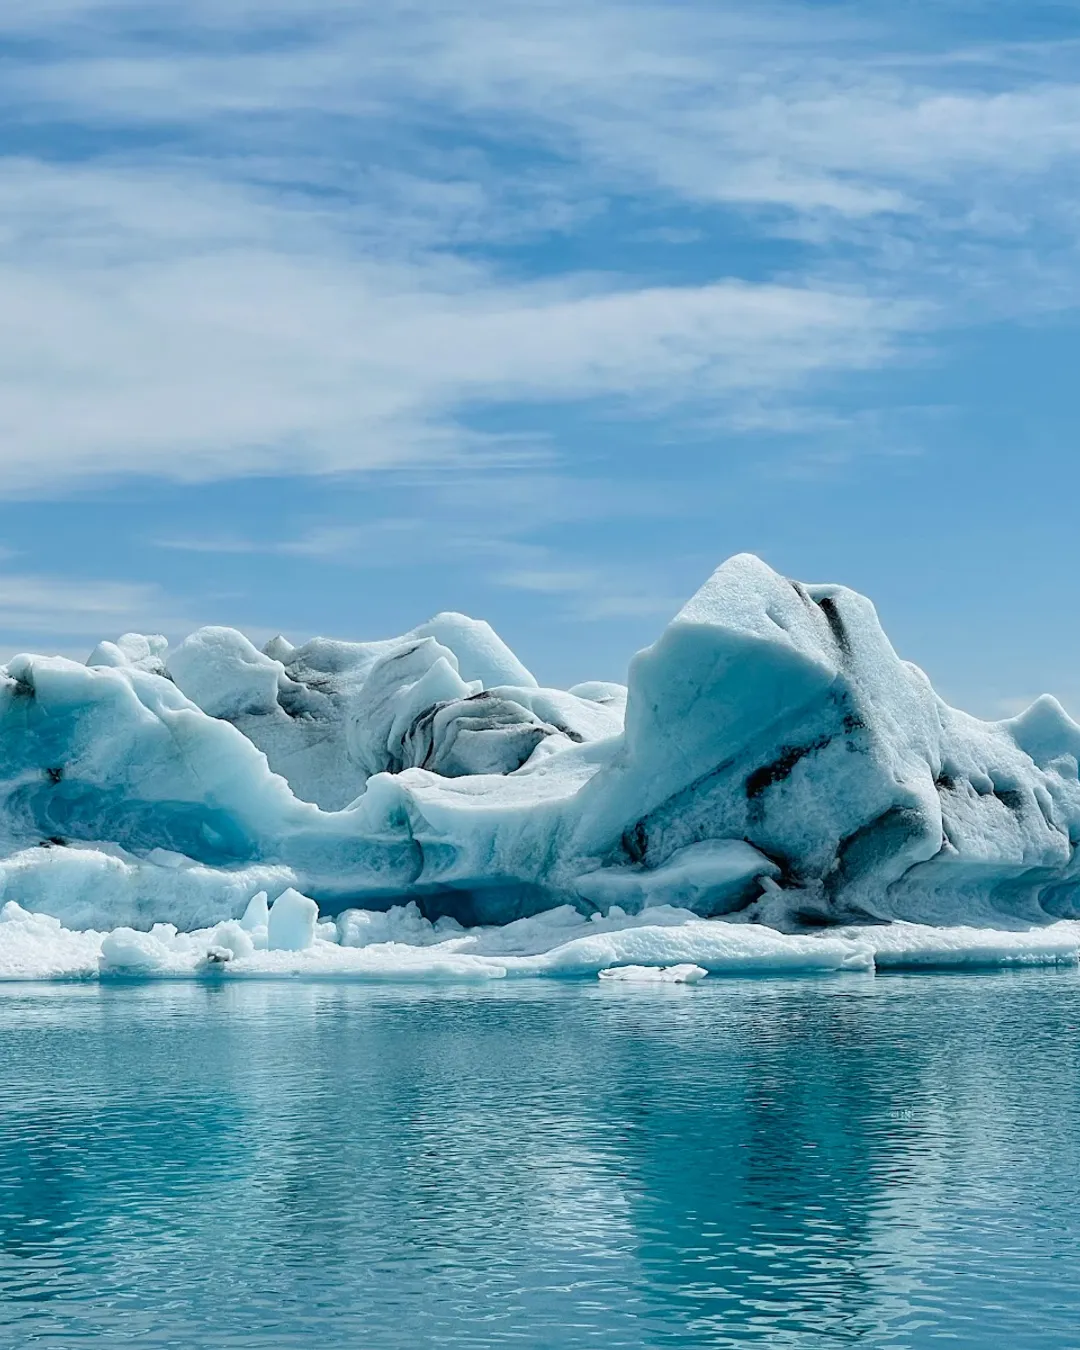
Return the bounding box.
[4,551,1080,981]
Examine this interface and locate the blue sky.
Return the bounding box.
[1,0,1080,715]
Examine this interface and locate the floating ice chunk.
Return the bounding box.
[598,963,708,983]
[505,919,873,977]
[267,888,318,951]
[223,918,871,979]
[239,893,270,950]
[240,892,270,931]
[207,920,255,961]
[100,926,177,974]
[11,901,1080,983]
[836,920,1080,969]
[225,942,509,982]
[460,904,694,957]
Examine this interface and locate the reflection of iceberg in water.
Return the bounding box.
[0,977,1076,1345]
[590,984,892,1340]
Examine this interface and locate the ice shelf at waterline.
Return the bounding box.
[3,550,1080,943]
[4,898,1080,981]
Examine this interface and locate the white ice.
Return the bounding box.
[3,896,1080,983]
[598,964,709,983]
[266,888,319,952]
[4,551,1080,972]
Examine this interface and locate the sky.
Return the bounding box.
[1,0,1080,715]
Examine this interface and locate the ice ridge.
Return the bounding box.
[3,551,1080,937]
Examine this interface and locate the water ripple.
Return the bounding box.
[0,973,1077,1346]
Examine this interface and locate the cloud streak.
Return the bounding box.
[0,572,195,644]
[0,157,916,490]
[0,0,1077,493]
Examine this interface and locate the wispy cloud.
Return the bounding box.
[0,573,195,643]
[0,0,1077,497]
[158,521,413,560]
[0,155,916,492]
[495,556,685,622]
[152,468,718,576]
[8,2,1080,228]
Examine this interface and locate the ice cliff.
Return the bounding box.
[4,552,1080,939]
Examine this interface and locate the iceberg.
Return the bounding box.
[3,550,1080,979]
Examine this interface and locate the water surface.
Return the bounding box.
[0,971,1078,1347]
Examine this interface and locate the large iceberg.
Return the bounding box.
[3,552,1080,969]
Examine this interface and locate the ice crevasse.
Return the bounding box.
[3,552,1080,979]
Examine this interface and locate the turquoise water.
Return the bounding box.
[1,974,1079,1347]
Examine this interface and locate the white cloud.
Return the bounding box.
[0,1,1075,493]
[7,2,1080,222]
[0,157,916,490]
[0,573,194,642]
[158,521,414,560]
[153,469,701,568]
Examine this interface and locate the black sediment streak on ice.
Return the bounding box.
[3,551,1080,932]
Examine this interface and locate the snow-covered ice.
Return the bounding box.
[3,551,1080,981]
[598,964,709,983]
[2,896,1079,982]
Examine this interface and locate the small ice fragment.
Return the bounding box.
[267,888,318,951]
[100,927,171,973]
[208,920,255,960]
[240,892,270,931]
[598,963,708,983]
[203,946,233,964]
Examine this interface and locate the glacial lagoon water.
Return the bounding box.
[1,972,1079,1348]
